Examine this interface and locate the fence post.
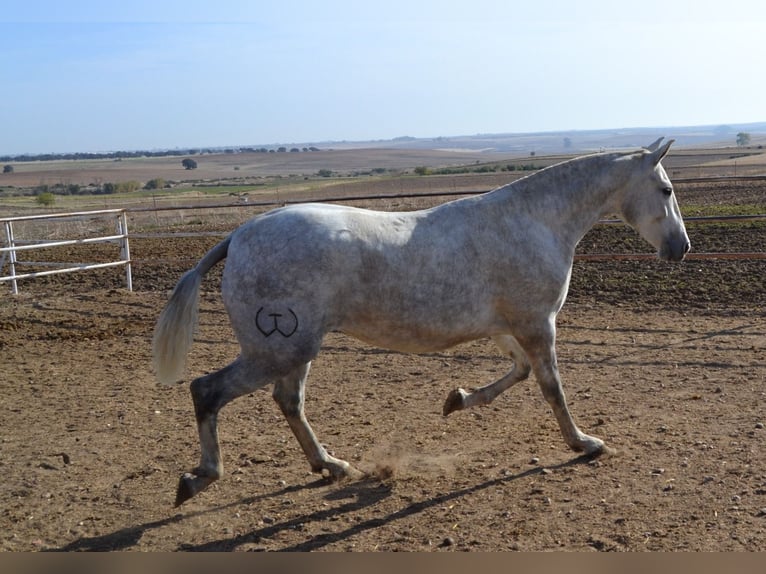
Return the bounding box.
[3,220,18,295]
[118,210,133,291]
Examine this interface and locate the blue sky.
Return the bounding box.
[1,0,764,155]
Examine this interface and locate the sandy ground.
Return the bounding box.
[1,288,764,551]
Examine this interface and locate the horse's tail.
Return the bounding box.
[152,236,231,385]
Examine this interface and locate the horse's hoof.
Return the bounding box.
[590,443,617,457]
[321,461,364,482]
[576,436,615,458]
[443,388,468,416]
[174,472,217,507]
[175,474,195,507]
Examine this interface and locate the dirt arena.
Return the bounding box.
[1,180,764,551]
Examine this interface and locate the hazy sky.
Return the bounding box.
[2,0,764,155]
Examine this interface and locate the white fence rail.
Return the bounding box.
[0,209,132,294]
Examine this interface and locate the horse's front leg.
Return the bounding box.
[272,363,365,481]
[443,334,531,415]
[520,324,609,456]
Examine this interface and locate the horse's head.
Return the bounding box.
[619,138,690,262]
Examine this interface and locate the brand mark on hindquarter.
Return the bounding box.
[255,306,298,338]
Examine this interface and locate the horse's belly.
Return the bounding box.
[341,326,476,353]
[338,306,504,353]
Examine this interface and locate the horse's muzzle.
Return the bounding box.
[660,237,691,262]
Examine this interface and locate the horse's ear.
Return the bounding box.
[645,137,664,152]
[649,138,675,165]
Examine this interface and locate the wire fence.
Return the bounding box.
[126,193,766,263]
[1,188,764,293]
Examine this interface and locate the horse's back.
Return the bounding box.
[224,203,412,285]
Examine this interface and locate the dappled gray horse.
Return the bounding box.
[154,138,689,506]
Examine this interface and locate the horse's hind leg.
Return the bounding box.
[272,363,364,481]
[443,335,531,415]
[176,357,270,506]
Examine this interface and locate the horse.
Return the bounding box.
[153,138,690,506]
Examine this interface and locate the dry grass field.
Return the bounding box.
[0,148,511,187]
[1,146,765,551]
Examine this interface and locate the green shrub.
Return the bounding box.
[36,192,55,206]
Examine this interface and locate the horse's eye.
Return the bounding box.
[662,187,673,197]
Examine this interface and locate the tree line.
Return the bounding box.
[0,146,322,163]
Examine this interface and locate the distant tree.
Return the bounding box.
[36,192,55,206]
[277,147,287,153]
[317,169,333,177]
[563,137,572,149]
[144,177,166,190]
[3,164,12,173]
[736,132,751,147]
[182,158,198,170]
[414,166,431,176]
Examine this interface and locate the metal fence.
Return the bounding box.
[0,209,132,294]
[129,200,766,263]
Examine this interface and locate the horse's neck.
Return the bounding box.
[491,154,628,246]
